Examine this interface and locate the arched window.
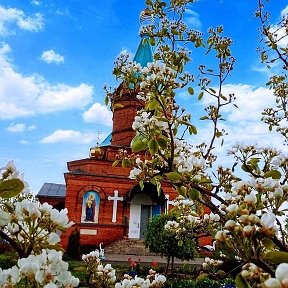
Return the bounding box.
[81,191,100,223]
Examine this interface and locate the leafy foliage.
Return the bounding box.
[145,213,198,263]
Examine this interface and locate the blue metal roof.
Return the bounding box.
[38,183,66,198]
[100,133,112,146]
[133,34,153,67]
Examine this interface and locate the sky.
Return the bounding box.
[0,0,287,194]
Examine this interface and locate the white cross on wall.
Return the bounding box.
[108,190,124,223]
[165,194,175,212]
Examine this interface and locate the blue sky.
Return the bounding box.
[0,0,287,193]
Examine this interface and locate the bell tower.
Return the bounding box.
[110,8,154,147]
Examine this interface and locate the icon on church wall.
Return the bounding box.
[81,191,100,223]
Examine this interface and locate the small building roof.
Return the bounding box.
[100,133,112,147]
[38,183,66,198]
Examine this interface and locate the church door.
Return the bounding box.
[128,204,141,238]
[140,205,150,239]
[128,194,153,239]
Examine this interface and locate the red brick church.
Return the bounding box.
[37,14,178,249]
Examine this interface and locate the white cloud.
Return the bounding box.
[6,123,36,133]
[0,5,43,35]
[83,103,112,126]
[41,50,64,64]
[185,9,202,29]
[40,129,100,144]
[281,5,288,19]
[251,65,274,78]
[31,0,41,6]
[201,84,274,122]
[0,43,93,119]
[186,83,287,164]
[264,6,288,50]
[269,24,288,48]
[20,140,30,145]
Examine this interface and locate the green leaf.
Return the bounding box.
[209,87,216,94]
[0,178,25,199]
[235,273,250,288]
[220,94,227,101]
[196,273,209,282]
[241,164,252,173]
[198,91,204,100]
[146,99,159,110]
[188,188,199,200]
[104,95,109,105]
[173,127,178,136]
[112,103,124,110]
[176,186,186,197]
[139,180,144,191]
[122,159,130,168]
[199,116,209,120]
[215,131,222,138]
[131,140,147,153]
[178,240,183,247]
[188,87,194,95]
[73,266,86,272]
[188,125,197,135]
[264,251,288,264]
[264,170,281,180]
[112,160,119,167]
[157,182,161,195]
[248,158,260,165]
[150,37,155,46]
[262,238,275,251]
[165,172,181,181]
[157,137,168,149]
[148,139,159,155]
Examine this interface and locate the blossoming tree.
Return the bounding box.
[0,161,80,287]
[105,0,288,287]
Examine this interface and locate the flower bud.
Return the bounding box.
[244,193,257,205]
[274,187,283,199]
[264,278,281,288]
[239,215,249,224]
[275,263,288,283]
[215,230,227,242]
[243,225,254,238]
[241,270,250,278]
[0,210,12,226]
[224,220,237,230]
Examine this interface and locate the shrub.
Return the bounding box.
[164,278,235,288]
[66,228,81,260]
[145,213,198,273]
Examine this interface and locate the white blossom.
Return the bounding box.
[129,167,142,179]
[265,263,288,288]
[244,193,257,205]
[47,232,60,245]
[261,212,278,234]
[0,210,11,226]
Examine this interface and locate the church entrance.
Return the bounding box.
[127,182,166,239]
[140,205,150,238]
[128,194,152,239]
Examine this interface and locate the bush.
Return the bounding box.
[66,228,81,260]
[0,253,17,270]
[145,213,198,260]
[164,278,235,288]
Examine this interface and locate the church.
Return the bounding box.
[37,10,179,249]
